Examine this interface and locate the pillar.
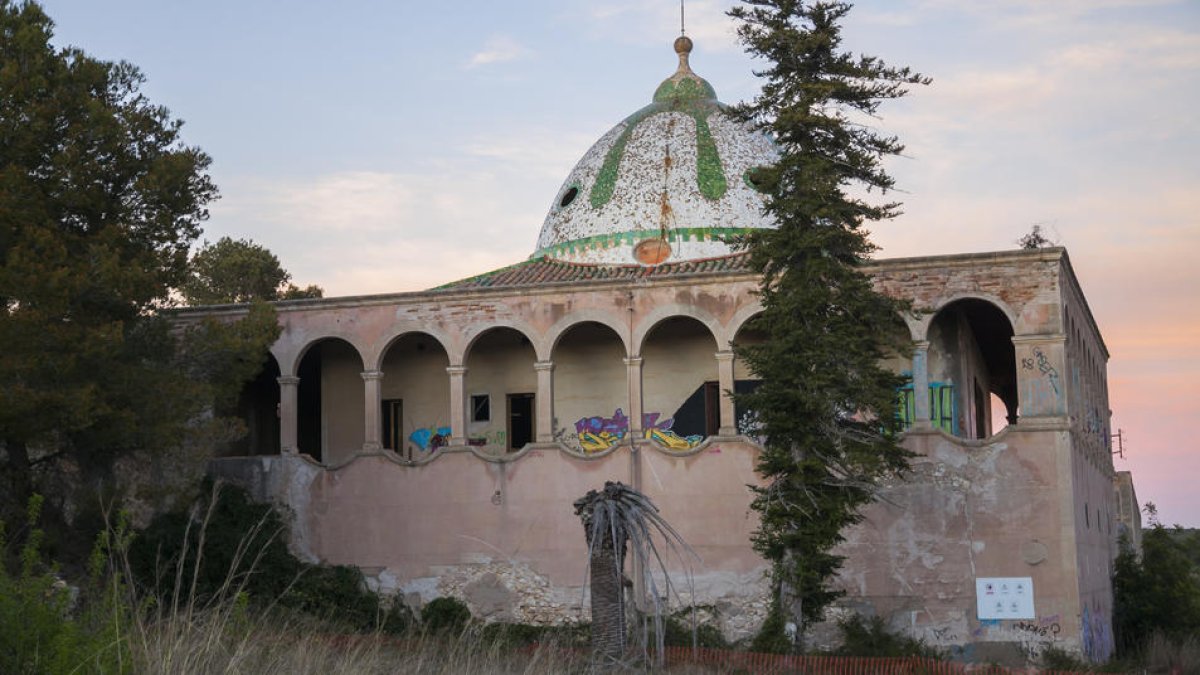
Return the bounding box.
[277,375,299,454]
[715,350,736,436]
[912,341,932,428]
[361,369,383,452]
[534,360,554,442]
[624,356,644,439]
[447,365,468,446]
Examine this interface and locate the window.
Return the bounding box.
[382,399,403,451]
[471,394,490,422]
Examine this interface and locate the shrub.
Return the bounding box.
[750,600,793,654]
[129,480,408,633]
[421,596,472,634]
[834,615,944,659]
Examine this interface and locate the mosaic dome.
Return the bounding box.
[534,37,778,266]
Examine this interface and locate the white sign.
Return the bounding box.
[976,577,1035,619]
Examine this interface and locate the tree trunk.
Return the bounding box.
[589,529,627,665]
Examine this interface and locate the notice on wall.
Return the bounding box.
[976,577,1035,619]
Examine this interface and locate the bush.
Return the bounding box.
[0,495,129,674]
[658,609,728,649]
[750,600,793,654]
[834,615,944,659]
[421,596,472,634]
[129,480,408,633]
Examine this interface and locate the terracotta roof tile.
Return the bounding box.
[434,253,753,291]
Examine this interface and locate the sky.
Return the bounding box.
[37,0,1200,526]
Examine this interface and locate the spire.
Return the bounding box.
[653,35,716,104]
[673,35,694,77]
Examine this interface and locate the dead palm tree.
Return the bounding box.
[574,481,697,669]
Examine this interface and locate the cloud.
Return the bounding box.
[465,35,532,69]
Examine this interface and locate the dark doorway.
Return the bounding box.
[382,398,403,454]
[297,348,322,462]
[507,393,535,452]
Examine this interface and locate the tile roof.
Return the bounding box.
[434,253,754,291]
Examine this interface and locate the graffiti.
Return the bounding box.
[467,430,507,447]
[573,408,703,452]
[409,426,451,451]
[1014,620,1060,638]
[1081,604,1113,662]
[1033,347,1061,395]
[929,627,958,642]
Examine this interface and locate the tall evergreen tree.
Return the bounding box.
[0,1,278,525]
[729,0,928,637]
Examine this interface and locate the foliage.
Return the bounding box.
[182,236,323,305]
[0,1,277,531]
[129,481,408,634]
[1017,224,1055,249]
[0,495,130,673]
[750,596,794,654]
[574,481,698,668]
[833,615,943,659]
[1112,526,1200,655]
[421,597,472,635]
[477,621,591,649]
[655,609,728,649]
[728,0,927,634]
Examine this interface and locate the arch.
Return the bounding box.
[923,297,1018,440]
[545,310,631,358]
[379,331,452,461]
[219,352,281,457]
[916,292,1019,343]
[641,315,722,450]
[370,325,456,371]
[295,336,366,463]
[632,305,720,356]
[723,300,766,349]
[281,331,369,378]
[462,320,544,363]
[551,320,629,454]
[463,326,539,454]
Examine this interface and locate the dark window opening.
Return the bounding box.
[297,349,323,462]
[507,393,534,452]
[1085,501,1090,529]
[382,399,403,453]
[559,186,579,208]
[974,379,988,439]
[471,394,490,422]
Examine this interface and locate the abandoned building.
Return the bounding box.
[194,37,1126,662]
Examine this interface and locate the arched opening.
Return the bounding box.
[379,332,450,461]
[218,353,281,457]
[551,321,626,453]
[641,316,719,450]
[731,314,766,437]
[296,338,364,463]
[464,327,537,454]
[926,298,1018,439]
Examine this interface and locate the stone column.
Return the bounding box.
[447,365,468,446]
[715,350,736,436]
[624,356,644,440]
[277,375,300,454]
[361,370,383,452]
[911,341,932,429]
[534,360,554,443]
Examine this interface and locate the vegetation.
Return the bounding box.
[1112,525,1200,654]
[728,0,928,640]
[182,236,323,305]
[832,615,942,660]
[0,0,278,548]
[573,481,696,668]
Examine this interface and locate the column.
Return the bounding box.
[277,375,300,454]
[534,360,555,443]
[911,341,932,429]
[625,356,644,440]
[447,365,468,446]
[361,370,383,452]
[715,350,736,436]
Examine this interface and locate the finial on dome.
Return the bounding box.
[673,35,694,74]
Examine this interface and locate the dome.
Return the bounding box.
[534,37,778,266]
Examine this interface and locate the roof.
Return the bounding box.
[435,253,754,291]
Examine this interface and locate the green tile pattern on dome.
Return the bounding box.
[535,37,779,267]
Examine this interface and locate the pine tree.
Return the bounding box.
[729,0,928,638]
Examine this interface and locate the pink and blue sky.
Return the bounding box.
[40,1,1199,525]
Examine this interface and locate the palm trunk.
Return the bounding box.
[589,532,627,664]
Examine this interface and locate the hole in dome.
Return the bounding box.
[743,167,772,193]
[559,186,579,208]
